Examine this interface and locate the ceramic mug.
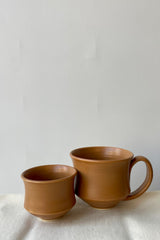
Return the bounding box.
[70,146,153,208]
[21,164,77,220]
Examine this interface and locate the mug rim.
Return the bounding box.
[21,164,77,184]
[70,146,134,162]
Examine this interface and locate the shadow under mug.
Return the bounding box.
[70,146,153,208]
[21,164,77,220]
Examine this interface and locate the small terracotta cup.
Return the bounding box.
[70,146,153,209]
[21,164,77,220]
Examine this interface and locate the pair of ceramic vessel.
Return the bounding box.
[21,146,153,220]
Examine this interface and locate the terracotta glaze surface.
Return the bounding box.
[21,165,77,220]
[70,146,153,208]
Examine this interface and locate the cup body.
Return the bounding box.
[21,165,77,220]
[70,146,133,208]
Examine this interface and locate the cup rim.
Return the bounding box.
[21,164,77,184]
[70,146,134,162]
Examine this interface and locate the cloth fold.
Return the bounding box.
[0,192,160,240]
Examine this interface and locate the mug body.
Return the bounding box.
[70,147,133,208]
[21,165,77,220]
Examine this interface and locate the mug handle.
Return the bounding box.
[125,156,153,200]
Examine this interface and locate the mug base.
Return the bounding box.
[83,199,119,209]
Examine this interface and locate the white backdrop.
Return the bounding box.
[0,0,160,194]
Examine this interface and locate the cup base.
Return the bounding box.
[38,218,57,222]
[28,208,71,220]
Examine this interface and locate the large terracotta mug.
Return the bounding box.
[21,164,77,220]
[70,146,153,208]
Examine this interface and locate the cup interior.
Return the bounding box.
[21,165,76,182]
[70,146,133,161]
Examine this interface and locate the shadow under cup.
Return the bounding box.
[21,165,77,220]
[70,146,153,209]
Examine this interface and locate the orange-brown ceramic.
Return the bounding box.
[21,165,77,220]
[70,146,153,208]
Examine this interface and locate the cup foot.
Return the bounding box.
[29,208,71,220]
[38,218,57,222]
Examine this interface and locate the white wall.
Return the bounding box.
[0,0,160,194]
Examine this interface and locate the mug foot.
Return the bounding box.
[84,199,119,209]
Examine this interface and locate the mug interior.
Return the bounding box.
[70,147,133,161]
[22,165,76,182]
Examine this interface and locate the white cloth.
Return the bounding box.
[0,192,160,240]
